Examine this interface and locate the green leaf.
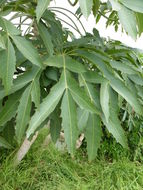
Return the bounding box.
[26,75,65,138]
[50,118,61,144]
[0,91,21,127]
[31,72,41,108]
[120,0,143,13]
[136,13,143,36]
[77,50,143,115]
[36,0,50,22]
[85,113,102,161]
[61,89,78,156]
[0,37,16,93]
[0,9,12,17]
[93,0,100,17]
[80,74,101,111]
[3,120,15,144]
[38,22,54,56]
[109,0,122,11]
[50,107,62,143]
[129,74,143,86]
[136,85,143,100]
[118,5,137,40]
[0,34,6,49]
[79,0,93,19]
[64,70,100,114]
[81,70,104,84]
[110,60,138,75]
[103,114,128,148]
[0,17,20,36]
[44,55,86,73]
[45,68,58,81]
[15,84,32,144]
[11,36,43,68]
[0,66,40,100]
[80,75,95,103]
[102,88,128,148]
[100,80,110,122]
[77,108,89,133]
[15,48,27,67]
[0,136,12,149]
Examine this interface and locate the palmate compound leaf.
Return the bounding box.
[79,0,93,19]
[0,66,40,101]
[36,0,50,22]
[0,37,16,93]
[0,91,22,128]
[11,36,43,68]
[58,54,100,155]
[15,84,32,144]
[44,55,86,73]
[60,53,99,155]
[61,89,78,156]
[26,75,65,138]
[60,68,100,116]
[76,50,143,116]
[85,113,102,162]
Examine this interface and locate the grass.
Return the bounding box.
[0,131,143,190]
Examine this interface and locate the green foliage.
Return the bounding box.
[61,89,78,156]
[11,36,43,68]
[15,84,32,144]
[26,75,65,138]
[85,113,102,161]
[36,0,50,22]
[0,0,143,161]
[0,37,16,93]
[0,91,21,127]
[38,22,54,56]
[100,80,110,122]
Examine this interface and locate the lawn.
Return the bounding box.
[0,130,143,190]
